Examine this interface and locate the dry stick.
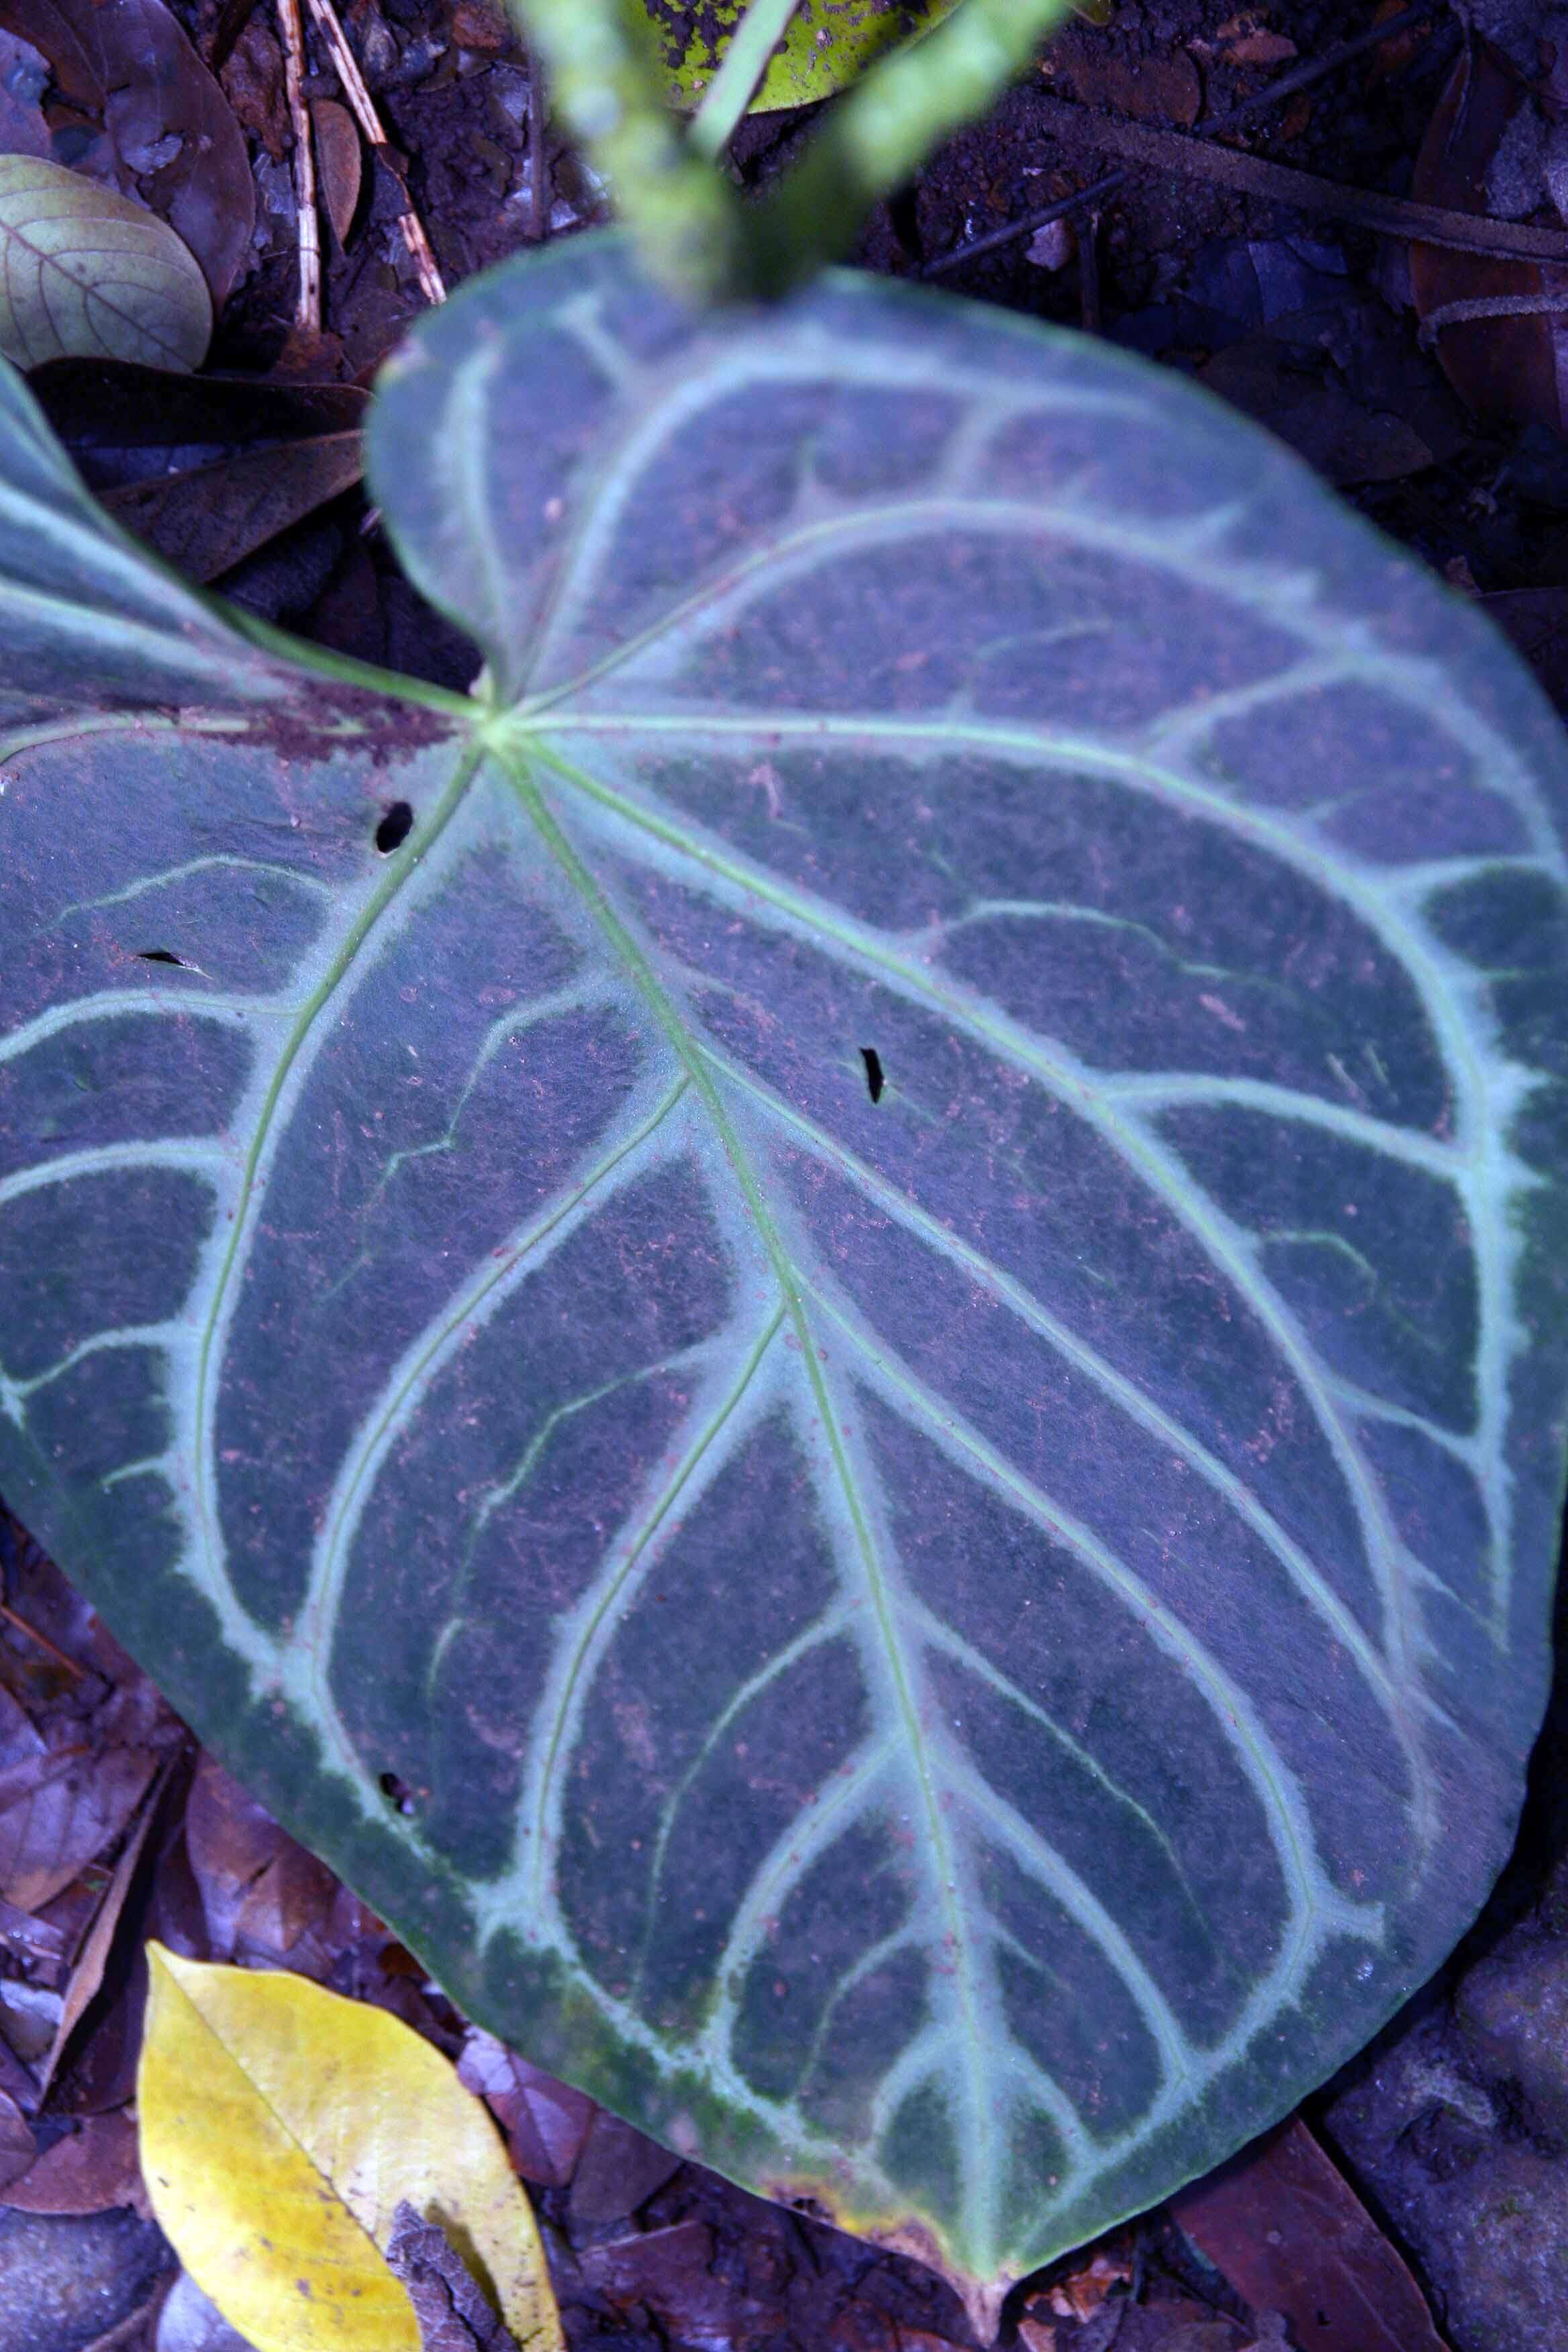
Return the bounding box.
[1026,93,1568,264]
[528,48,548,240]
[0,1598,83,1679]
[922,1,1442,278]
[1079,206,1101,333]
[277,0,321,328]
[301,0,446,303]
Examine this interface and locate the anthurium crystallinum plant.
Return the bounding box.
[3,0,1568,2331]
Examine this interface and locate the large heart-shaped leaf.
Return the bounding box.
[3,236,1568,2313]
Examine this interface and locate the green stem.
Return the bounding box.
[689,0,801,160]
[738,0,1078,294]
[508,0,741,300]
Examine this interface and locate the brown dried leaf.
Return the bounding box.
[230,1832,338,1955]
[219,11,287,161]
[50,1950,144,2112]
[0,0,254,301]
[0,2107,140,2214]
[1169,2116,1449,2352]
[311,95,362,246]
[0,1741,157,1915]
[182,1751,287,1956]
[450,0,508,52]
[101,432,364,584]
[1044,2243,1132,2320]
[36,1758,168,2100]
[457,2029,595,2188]
[1410,38,1565,430]
[0,1681,43,1767]
[0,2087,34,2190]
[0,1977,60,2063]
[568,2110,680,2228]
[0,26,50,151]
[29,354,366,474]
[1367,0,1434,88]
[1224,31,1296,65]
[0,1889,65,1963]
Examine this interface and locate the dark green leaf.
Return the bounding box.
[3,237,1568,2310]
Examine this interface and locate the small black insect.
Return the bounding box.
[861,1047,885,1104]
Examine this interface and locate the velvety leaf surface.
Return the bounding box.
[3,237,1568,2304]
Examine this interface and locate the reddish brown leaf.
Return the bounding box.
[0,2107,140,2214]
[0,1740,158,1915]
[1169,2116,1449,2352]
[1367,0,1434,86]
[1224,31,1296,66]
[580,2218,756,2344]
[1033,2239,1135,2324]
[0,26,50,152]
[0,0,254,302]
[1410,38,1566,430]
[0,1890,64,1964]
[230,1833,338,1957]
[219,10,288,162]
[450,0,508,51]
[101,432,365,583]
[183,1751,289,1956]
[569,2110,681,2227]
[457,2028,595,2188]
[0,1977,60,2064]
[36,1758,168,2100]
[49,1949,144,2113]
[0,1682,42,1769]
[312,94,362,246]
[0,2087,34,2190]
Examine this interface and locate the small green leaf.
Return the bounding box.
[0,155,210,371]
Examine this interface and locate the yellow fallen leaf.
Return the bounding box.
[137,1942,562,2352]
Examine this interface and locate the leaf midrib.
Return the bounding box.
[496,738,1007,2273]
[521,726,1433,1716]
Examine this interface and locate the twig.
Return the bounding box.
[1079,206,1101,332]
[0,1598,83,1679]
[528,48,549,240]
[922,1,1441,277]
[1025,93,1568,264]
[277,0,321,328]
[301,0,446,303]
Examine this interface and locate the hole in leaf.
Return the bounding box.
[861,1047,885,1104]
[378,1770,415,1815]
[375,801,414,854]
[134,949,187,967]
